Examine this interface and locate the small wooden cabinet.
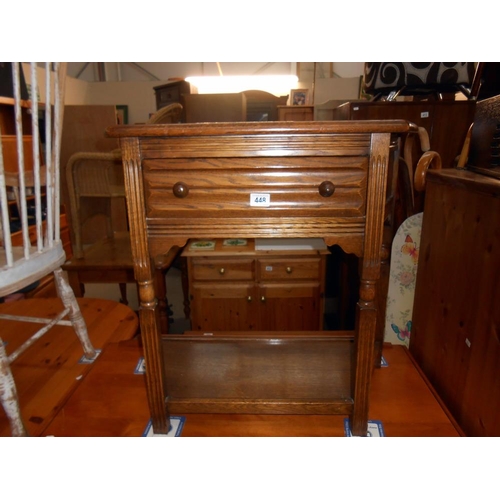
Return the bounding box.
[277,105,314,121]
[153,80,197,111]
[183,239,328,331]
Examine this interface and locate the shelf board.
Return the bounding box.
[0,96,33,108]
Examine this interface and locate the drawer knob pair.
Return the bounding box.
[174,181,335,199]
[247,296,266,303]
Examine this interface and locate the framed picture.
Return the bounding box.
[290,89,309,106]
[116,105,129,125]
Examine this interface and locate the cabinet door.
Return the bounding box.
[258,283,322,331]
[190,282,258,331]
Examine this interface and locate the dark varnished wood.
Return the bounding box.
[0,298,138,437]
[163,332,352,413]
[107,120,413,436]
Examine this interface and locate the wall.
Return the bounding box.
[63,62,367,124]
[65,77,90,105]
[86,81,160,124]
[20,63,89,106]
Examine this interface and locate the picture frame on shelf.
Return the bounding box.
[290,89,309,106]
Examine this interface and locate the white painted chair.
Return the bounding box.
[0,62,97,436]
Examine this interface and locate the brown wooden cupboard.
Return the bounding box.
[410,169,500,436]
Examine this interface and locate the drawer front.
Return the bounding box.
[157,87,180,106]
[257,257,321,281]
[143,156,368,221]
[190,257,254,281]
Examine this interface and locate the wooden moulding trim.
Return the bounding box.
[167,398,354,415]
[167,331,355,340]
[427,169,500,197]
[107,120,415,138]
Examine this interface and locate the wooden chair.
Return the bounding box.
[62,103,185,328]
[148,102,183,124]
[0,62,97,436]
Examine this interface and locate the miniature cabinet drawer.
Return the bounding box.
[190,257,254,281]
[257,257,322,281]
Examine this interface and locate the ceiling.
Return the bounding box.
[66,62,297,83]
[66,62,365,83]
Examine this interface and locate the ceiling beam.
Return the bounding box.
[126,63,161,81]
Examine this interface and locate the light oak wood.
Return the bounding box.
[0,298,138,437]
[183,238,327,331]
[41,341,462,437]
[107,120,416,436]
[411,169,500,436]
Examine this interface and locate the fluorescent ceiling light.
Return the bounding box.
[185,75,298,96]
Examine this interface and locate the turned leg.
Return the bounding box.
[54,269,97,360]
[0,339,27,437]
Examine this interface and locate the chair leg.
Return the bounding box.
[0,339,27,437]
[118,283,128,305]
[54,269,97,360]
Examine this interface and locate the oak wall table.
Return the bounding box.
[107,120,415,436]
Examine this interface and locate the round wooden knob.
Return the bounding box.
[247,296,252,302]
[219,268,225,275]
[286,267,292,274]
[173,182,189,198]
[261,296,266,303]
[319,181,335,198]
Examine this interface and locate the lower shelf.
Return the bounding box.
[162,331,354,414]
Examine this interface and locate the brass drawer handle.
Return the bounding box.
[319,180,335,198]
[261,296,266,303]
[286,266,292,274]
[173,181,189,198]
[247,296,252,302]
[219,268,225,275]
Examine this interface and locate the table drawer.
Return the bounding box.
[143,156,368,220]
[257,257,322,281]
[190,258,254,281]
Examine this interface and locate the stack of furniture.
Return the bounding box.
[178,90,289,123]
[333,62,478,211]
